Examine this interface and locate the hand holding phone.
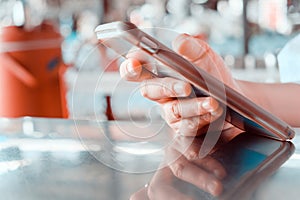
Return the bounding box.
[120,31,245,132]
[120,49,227,137]
[95,21,295,142]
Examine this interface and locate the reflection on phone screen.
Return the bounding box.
[214,144,268,192]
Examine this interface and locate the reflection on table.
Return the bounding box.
[0,117,299,200]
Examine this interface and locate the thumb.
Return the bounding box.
[172,34,209,62]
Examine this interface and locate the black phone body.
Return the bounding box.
[95,21,295,141]
[175,132,295,200]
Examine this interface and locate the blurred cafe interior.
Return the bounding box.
[1,0,300,120]
[0,0,300,200]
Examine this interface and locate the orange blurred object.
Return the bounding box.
[0,22,68,118]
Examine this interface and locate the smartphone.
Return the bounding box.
[95,21,295,141]
[174,132,295,200]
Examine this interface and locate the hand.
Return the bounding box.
[120,34,241,89]
[130,134,230,200]
[119,34,243,136]
[129,124,244,200]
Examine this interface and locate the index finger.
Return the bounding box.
[120,58,155,81]
[120,50,157,82]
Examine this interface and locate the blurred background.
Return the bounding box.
[0,0,300,120]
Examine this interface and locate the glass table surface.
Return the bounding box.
[0,117,299,200]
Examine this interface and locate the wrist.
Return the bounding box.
[235,80,265,108]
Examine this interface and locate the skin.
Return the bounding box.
[120,33,300,128]
[130,135,227,200]
[237,80,300,127]
[120,34,235,136]
[119,33,300,198]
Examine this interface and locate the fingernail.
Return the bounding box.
[126,61,138,77]
[173,83,185,95]
[214,169,226,179]
[211,110,221,117]
[202,98,212,111]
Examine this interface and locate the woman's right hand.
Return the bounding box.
[119,34,243,137]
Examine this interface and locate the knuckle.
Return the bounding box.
[163,101,181,123]
[168,121,180,134]
[161,78,174,96]
[196,98,204,113]
[185,150,198,160]
[161,77,179,96]
[186,118,198,130]
[195,98,206,114]
[161,84,170,97]
[171,101,181,120]
[200,113,212,122]
[170,162,185,179]
[178,119,199,136]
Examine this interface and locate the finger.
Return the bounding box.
[127,49,160,74]
[219,124,243,143]
[166,149,223,197]
[170,116,200,136]
[172,34,227,81]
[168,133,227,180]
[172,34,224,68]
[170,135,203,161]
[126,48,156,68]
[148,183,195,200]
[120,58,155,81]
[193,156,227,180]
[162,97,220,123]
[140,77,192,100]
[169,107,223,136]
[194,111,226,136]
[148,166,195,200]
[169,135,224,178]
[130,188,149,200]
[172,34,208,62]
